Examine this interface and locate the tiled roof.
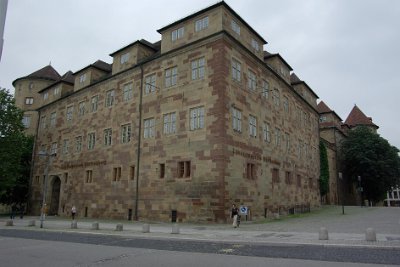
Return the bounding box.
[74,60,112,75]
[317,101,332,113]
[344,105,378,128]
[290,73,302,84]
[13,65,60,86]
[60,71,75,84]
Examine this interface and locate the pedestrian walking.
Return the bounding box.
[231,204,239,228]
[71,205,77,220]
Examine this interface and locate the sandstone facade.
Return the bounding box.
[14,2,321,222]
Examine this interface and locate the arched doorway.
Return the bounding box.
[49,176,61,215]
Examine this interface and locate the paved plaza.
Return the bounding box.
[1,206,400,248]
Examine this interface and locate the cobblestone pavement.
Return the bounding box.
[1,206,400,248]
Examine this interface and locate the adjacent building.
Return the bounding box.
[14,2,321,222]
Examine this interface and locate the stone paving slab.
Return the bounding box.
[1,206,400,248]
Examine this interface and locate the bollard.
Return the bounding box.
[28,220,36,227]
[142,223,150,233]
[116,223,123,231]
[171,223,180,234]
[365,228,376,242]
[5,220,13,226]
[319,227,329,240]
[71,220,78,229]
[91,222,99,230]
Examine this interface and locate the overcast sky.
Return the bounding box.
[1,0,399,149]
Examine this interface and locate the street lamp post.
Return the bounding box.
[39,151,55,228]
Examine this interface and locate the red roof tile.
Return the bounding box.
[344,105,378,128]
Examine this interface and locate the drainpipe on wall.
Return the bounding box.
[134,64,144,221]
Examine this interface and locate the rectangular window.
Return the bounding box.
[53,86,60,96]
[22,116,31,128]
[231,20,240,35]
[248,70,256,91]
[273,88,280,106]
[78,101,86,117]
[285,171,292,185]
[90,95,99,112]
[79,73,86,84]
[285,133,290,152]
[232,107,242,132]
[171,27,184,41]
[121,123,132,143]
[190,106,205,130]
[232,59,241,82]
[25,97,33,105]
[165,66,178,88]
[120,52,130,64]
[43,92,48,100]
[191,57,205,80]
[195,16,208,32]
[50,142,57,155]
[145,74,156,94]
[50,112,56,127]
[85,170,93,183]
[113,167,121,182]
[88,132,96,150]
[130,166,135,180]
[159,163,165,179]
[283,96,289,113]
[62,139,69,155]
[262,80,269,98]
[123,83,133,101]
[75,136,82,153]
[274,128,281,147]
[35,176,40,184]
[66,106,73,121]
[251,39,260,51]
[272,168,280,183]
[103,128,112,146]
[263,122,271,143]
[105,89,115,107]
[246,163,256,179]
[144,118,155,138]
[40,115,46,130]
[64,172,68,184]
[177,161,191,178]
[163,112,176,135]
[298,139,303,158]
[249,115,257,137]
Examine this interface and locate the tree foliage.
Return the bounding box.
[341,126,400,202]
[0,88,34,206]
[319,141,329,197]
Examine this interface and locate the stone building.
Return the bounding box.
[14,2,321,222]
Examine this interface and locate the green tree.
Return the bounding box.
[319,141,329,197]
[0,88,33,207]
[341,126,400,203]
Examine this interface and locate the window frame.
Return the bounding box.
[190,106,205,131]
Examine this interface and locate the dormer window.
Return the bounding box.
[251,39,259,51]
[54,86,60,96]
[43,92,48,100]
[120,52,130,64]
[172,27,184,41]
[79,73,87,84]
[195,17,208,32]
[320,116,327,123]
[231,20,240,35]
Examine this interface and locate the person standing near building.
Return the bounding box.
[231,204,239,228]
[71,205,76,220]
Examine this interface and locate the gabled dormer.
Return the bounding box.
[38,71,75,104]
[157,1,266,60]
[317,101,343,129]
[290,73,318,109]
[264,51,292,83]
[73,60,111,91]
[110,39,159,75]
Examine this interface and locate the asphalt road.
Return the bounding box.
[0,229,399,266]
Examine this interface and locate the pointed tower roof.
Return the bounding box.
[13,65,61,86]
[344,105,378,129]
